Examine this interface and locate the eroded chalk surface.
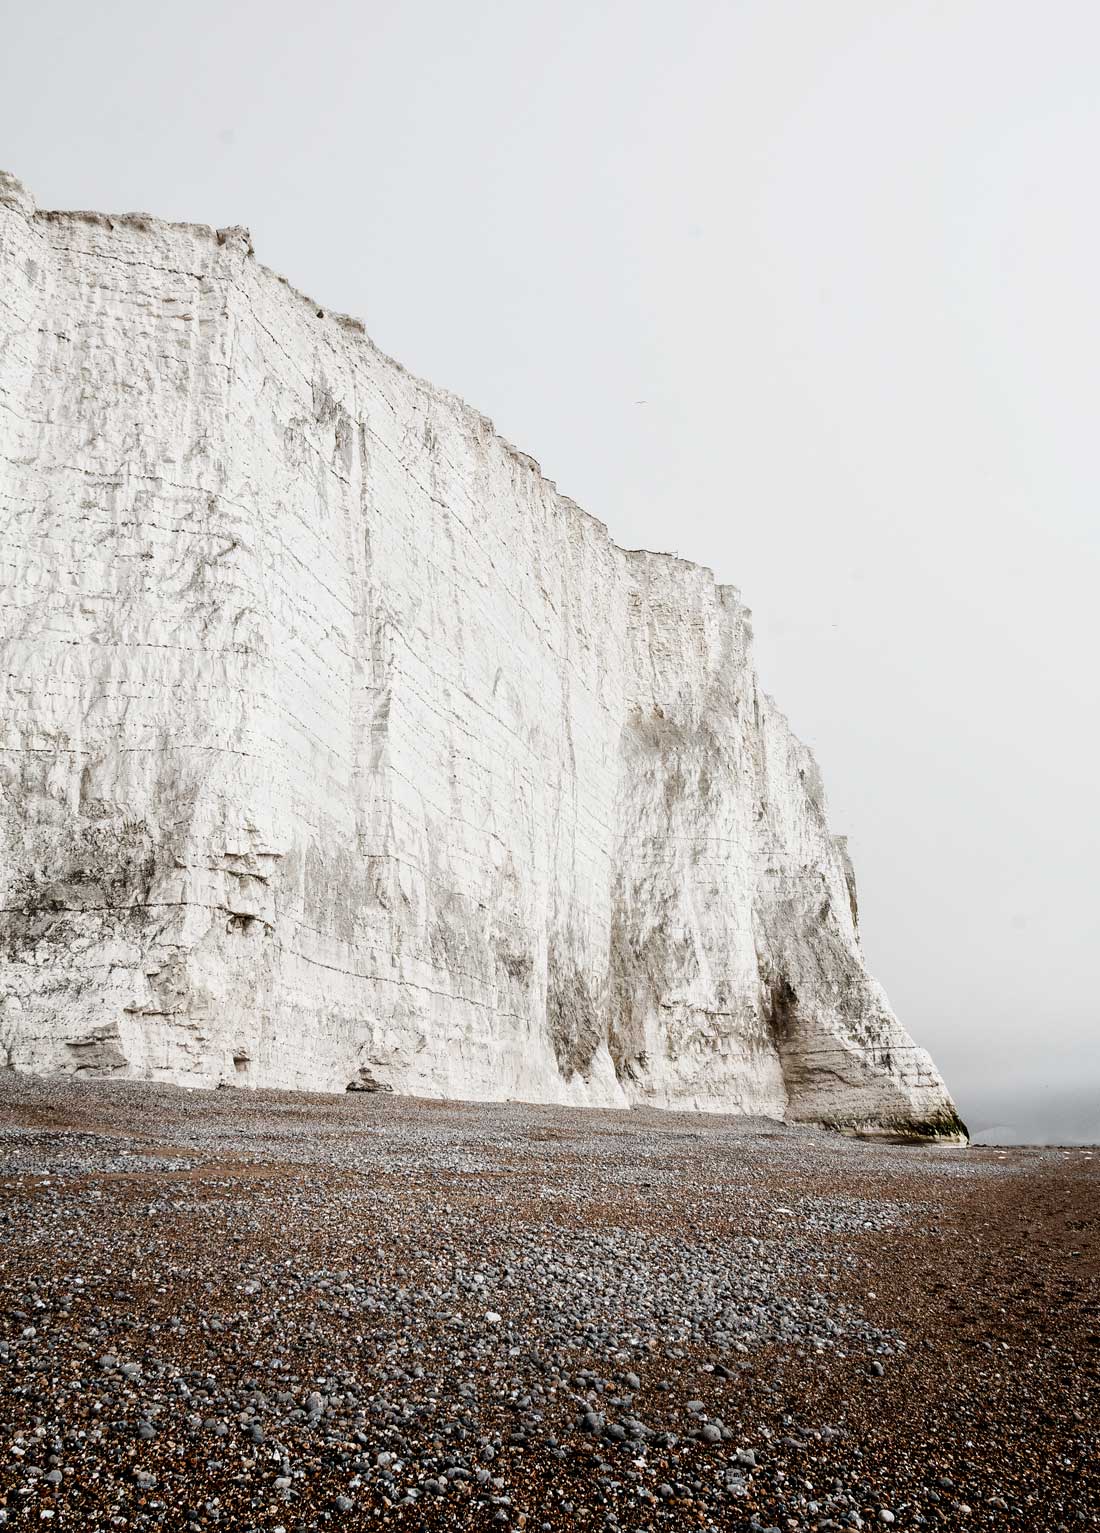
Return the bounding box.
[0,171,962,1138]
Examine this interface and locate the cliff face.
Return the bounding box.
[0,172,965,1139]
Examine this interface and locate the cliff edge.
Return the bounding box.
[0,172,966,1141]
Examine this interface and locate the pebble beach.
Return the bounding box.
[0,1079,1095,1531]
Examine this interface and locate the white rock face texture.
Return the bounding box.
[0,172,965,1139]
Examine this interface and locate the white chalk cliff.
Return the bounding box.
[0,172,965,1140]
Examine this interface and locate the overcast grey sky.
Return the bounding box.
[4,0,1097,1137]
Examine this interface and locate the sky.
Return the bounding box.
[3,0,1097,1139]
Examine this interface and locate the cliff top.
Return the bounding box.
[2,169,744,599]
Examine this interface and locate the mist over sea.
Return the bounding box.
[957,1082,1100,1146]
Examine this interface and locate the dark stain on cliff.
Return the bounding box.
[763,975,799,1046]
[2,819,158,956]
[546,949,601,1078]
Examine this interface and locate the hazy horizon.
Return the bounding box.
[3,0,1097,1142]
